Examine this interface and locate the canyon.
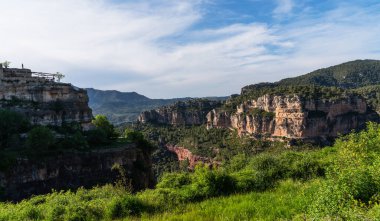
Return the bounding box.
[207,94,379,142]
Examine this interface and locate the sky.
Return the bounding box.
[0,0,380,98]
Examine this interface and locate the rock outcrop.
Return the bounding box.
[0,145,154,201]
[138,99,222,126]
[0,67,92,128]
[207,94,379,141]
[167,145,219,169]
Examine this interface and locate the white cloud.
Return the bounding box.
[273,0,294,16]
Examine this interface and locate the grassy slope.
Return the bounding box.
[142,179,319,221]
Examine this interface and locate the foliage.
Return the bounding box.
[277,59,380,88]
[58,131,89,150]
[85,129,108,146]
[26,126,55,150]
[224,85,355,113]
[92,115,118,139]
[5,123,380,220]
[144,179,319,221]
[0,185,145,221]
[0,109,29,149]
[309,122,380,219]
[353,84,380,112]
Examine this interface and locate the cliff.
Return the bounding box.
[167,145,219,169]
[0,67,92,128]
[0,145,154,201]
[138,99,222,126]
[207,94,379,142]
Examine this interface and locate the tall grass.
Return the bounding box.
[143,179,321,221]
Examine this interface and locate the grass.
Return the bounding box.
[141,179,320,221]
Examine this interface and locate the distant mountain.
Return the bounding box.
[279,59,380,88]
[86,88,227,124]
[242,59,380,94]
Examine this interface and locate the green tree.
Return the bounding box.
[27,126,55,150]
[55,72,65,82]
[92,115,117,139]
[0,110,29,149]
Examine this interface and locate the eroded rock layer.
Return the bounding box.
[0,67,92,128]
[0,145,154,201]
[207,94,379,141]
[138,99,222,126]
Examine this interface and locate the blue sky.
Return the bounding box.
[0,0,380,98]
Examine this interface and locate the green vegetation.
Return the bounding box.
[2,60,380,219]
[278,59,380,88]
[129,123,287,178]
[0,109,30,149]
[228,60,380,113]
[4,123,380,220]
[92,115,119,140]
[225,85,356,113]
[0,111,142,173]
[27,126,55,150]
[353,84,380,112]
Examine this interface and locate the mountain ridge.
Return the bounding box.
[86,88,227,124]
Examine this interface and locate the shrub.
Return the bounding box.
[107,195,147,219]
[27,126,55,150]
[309,123,380,219]
[92,115,118,139]
[157,172,191,189]
[0,109,29,148]
[59,131,89,150]
[85,129,108,146]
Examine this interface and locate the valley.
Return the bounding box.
[2,60,380,220]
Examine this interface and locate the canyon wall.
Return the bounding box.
[0,145,154,201]
[167,145,219,169]
[138,99,221,125]
[0,67,92,128]
[207,94,379,141]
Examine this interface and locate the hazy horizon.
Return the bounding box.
[1,0,380,98]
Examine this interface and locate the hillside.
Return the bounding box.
[242,59,380,94]
[86,88,227,124]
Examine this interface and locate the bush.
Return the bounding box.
[157,172,191,189]
[92,115,118,139]
[0,109,29,148]
[309,122,380,219]
[85,129,108,146]
[107,195,147,218]
[27,126,55,150]
[59,131,89,150]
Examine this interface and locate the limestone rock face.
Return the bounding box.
[0,67,92,128]
[167,145,219,169]
[138,99,222,126]
[207,94,379,140]
[0,145,155,201]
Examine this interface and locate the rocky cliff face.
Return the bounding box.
[138,99,222,126]
[0,67,92,128]
[207,94,379,141]
[167,145,219,169]
[0,145,154,201]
